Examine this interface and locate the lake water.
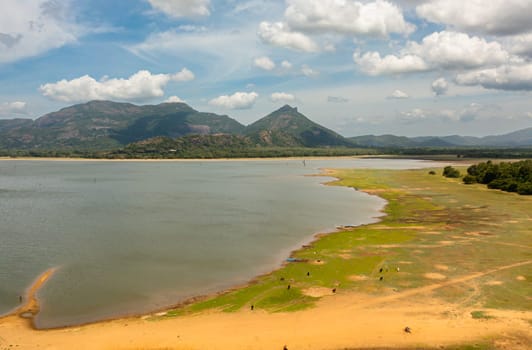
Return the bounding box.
[0,158,438,328]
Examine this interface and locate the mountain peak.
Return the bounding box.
[245,106,351,147]
[276,104,298,113]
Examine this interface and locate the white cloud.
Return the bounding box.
[354,31,512,75]
[407,31,510,69]
[254,56,276,71]
[40,69,194,103]
[354,51,428,75]
[431,78,448,95]
[503,33,532,58]
[0,101,28,116]
[455,63,532,91]
[399,108,428,122]
[388,89,409,99]
[0,0,83,64]
[258,21,319,52]
[301,64,319,77]
[285,0,415,37]
[209,92,259,109]
[281,60,293,69]
[165,95,186,103]
[417,0,532,36]
[147,0,210,18]
[271,92,296,102]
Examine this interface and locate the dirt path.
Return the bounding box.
[344,260,532,310]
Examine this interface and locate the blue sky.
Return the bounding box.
[1,0,531,137]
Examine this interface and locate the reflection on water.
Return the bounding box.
[0,158,437,328]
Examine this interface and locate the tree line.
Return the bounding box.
[463,160,532,195]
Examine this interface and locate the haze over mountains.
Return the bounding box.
[0,101,531,150]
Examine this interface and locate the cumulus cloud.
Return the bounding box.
[354,31,512,75]
[254,56,276,71]
[301,64,319,77]
[40,69,194,103]
[165,96,186,103]
[407,31,510,69]
[0,101,28,116]
[0,0,83,64]
[399,108,428,123]
[271,92,296,102]
[328,96,349,103]
[455,63,532,91]
[258,21,319,52]
[354,51,427,75]
[209,92,259,109]
[431,78,448,95]
[387,89,410,99]
[503,33,532,58]
[416,0,532,36]
[285,0,415,37]
[281,60,293,69]
[147,0,211,18]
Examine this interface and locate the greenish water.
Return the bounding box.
[0,159,437,328]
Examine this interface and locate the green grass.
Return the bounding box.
[471,310,495,320]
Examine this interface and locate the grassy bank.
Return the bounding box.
[155,166,530,322]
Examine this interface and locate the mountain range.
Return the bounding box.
[0,100,531,150]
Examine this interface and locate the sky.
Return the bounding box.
[0,0,531,137]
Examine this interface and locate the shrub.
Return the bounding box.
[443,166,461,178]
[463,175,476,184]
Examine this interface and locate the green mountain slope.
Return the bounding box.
[0,101,245,149]
[245,105,352,147]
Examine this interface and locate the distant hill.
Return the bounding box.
[349,127,532,148]
[245,105,352,147]
[1,100,531,151]
[0,101,245,149]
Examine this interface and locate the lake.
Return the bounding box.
[0,158,438,328]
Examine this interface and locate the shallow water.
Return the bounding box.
[0,158,438,328]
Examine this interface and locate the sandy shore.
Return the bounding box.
[1,234,530,349]
[1,270,530,349]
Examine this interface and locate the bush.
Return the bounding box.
[428,170,436,175]
[517,182,532,195]
[443,166,461,178]
[463,175,476,184]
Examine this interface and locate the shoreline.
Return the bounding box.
[0,268,58,323]
[1,165,530,349]
[0,155,364,162]
[0,168,387,331]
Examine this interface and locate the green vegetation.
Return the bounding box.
[464,160,532,194]
[470,310,494,320]
[245,105,352,147]
[443,165,461,178]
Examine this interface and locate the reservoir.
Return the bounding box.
[0,158,436,328]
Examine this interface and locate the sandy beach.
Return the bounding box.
[1,270,530,349]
